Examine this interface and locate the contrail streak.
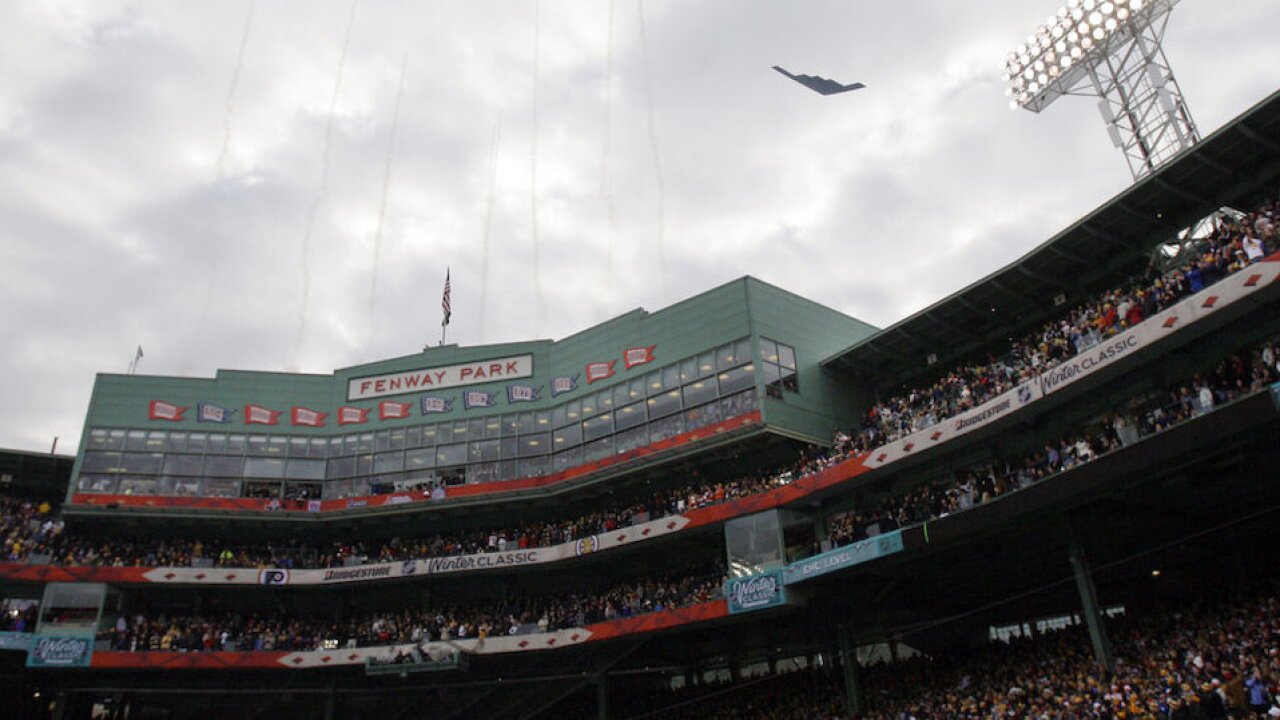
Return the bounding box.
[365,52,408,358]
[601,0,617,280]
[479,111,503,344]
[530,0,546,337]
[291,0,358,368]
[216,0,257,178]
[637,0,668,302]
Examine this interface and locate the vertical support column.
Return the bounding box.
[323,679,336,720]
[839,625,863,716]
[1069,541,1115,674]
[596,674,608,720]
[812,515,829,552]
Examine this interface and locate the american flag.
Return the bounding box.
[441,269,451,327]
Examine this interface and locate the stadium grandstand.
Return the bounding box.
[3,83,1280,720]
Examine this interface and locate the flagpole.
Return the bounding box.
[439,268,451,346]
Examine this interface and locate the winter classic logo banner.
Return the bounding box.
[725,569,786,614]
[26,635,94,668]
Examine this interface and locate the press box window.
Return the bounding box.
[760,337,799,395]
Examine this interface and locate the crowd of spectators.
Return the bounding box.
[94,564,724,653]
[839,202,1278,456]
[827,333,1280,549]
[563,586,1280,719]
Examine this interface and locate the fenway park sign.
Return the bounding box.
[348,354,533,400]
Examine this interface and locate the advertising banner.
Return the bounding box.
[782,530,904,585]
[725,569,786,614]
[26,635,94,668]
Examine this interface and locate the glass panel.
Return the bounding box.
[120,453,164,474]
[289,437,309,457]
[553,447,582,473]
[614,401,646,431]
[242,481,281,499]
[190,432,212,454]
[245,457,287,478]
[77,475,116,493]
[535,410,552,431]
[716,344,736,371]
[246,435,270,455]
[518,456,550,477]
[580,394,597,417]
[353,453,373,475]
[162,455,204,476]
[645,370,664,397]
[206,478,240,497]
[224,433,246,454]
[735,338,753,365]
[615,425,648,454]
[80,451,125,474]
[373,451,404,474]
[628,378,646,403]
[468,418,487,440]
[144,432,166,450]
[420,425,438,446]
[498,460,519,481]
[697,352,716,378]
[583,437,613,464]
[682,378,718,408]
[501,415,520,437]
[356,433,375,453]
[679,358,698,383]
[166,432,188,453]
[309,438,328,458]
[553,422,582,449]
[168,477,203,497]
[343,434,359,455]
[388,429,406,451]
[649,414,684,442]
[86,429,110,451]
[647,389,682,419]
[125,430,148,451]
[685,402,724,431]
[470,439,501,462]
[405,447,436,471]
[721,389,758,417]
[467,462,500,484]
[286,458,327,480]
[582,413,613,442]
[517,411,535,434]
[564,400,582,423]
[759,337,780,365]
[500,436,519,459]
[375,430,392,452]
[448,420,469,443]
[519,433,550,457]
[551,404,568,429]
[327,455,355,479]
[436,443,467,467]
[762,362,782,384]
[717,364,756,395]
[204,455,245,477]
[597,389,614,412]
[613,383,632,408]
[484,416,503,439]
[268,436,288,455]
[777,343,796,370]
[284,482,321,500]
[118,477,159,495]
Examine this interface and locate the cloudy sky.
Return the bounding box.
[1,0,1277,454]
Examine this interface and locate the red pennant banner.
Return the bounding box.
[337,406,369,425]
[585,361,616,384]
[291,407,327,427]
[622,345,656,369]
[148,400,187,421]
[378,400,412,420]
[245,404,281,425]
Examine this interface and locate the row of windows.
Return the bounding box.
[75,390,759,499]
[86,339,763,460]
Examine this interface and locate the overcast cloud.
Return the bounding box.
[1,0,1277,453]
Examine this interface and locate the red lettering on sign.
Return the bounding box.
[490,363,503,376]
[374,379,387,392]
[360,381,372,394]
[433,370,446,384]
[506,361,519,374]
[460,368,474,381]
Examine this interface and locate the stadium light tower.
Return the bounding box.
[1003,0,1200,181]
